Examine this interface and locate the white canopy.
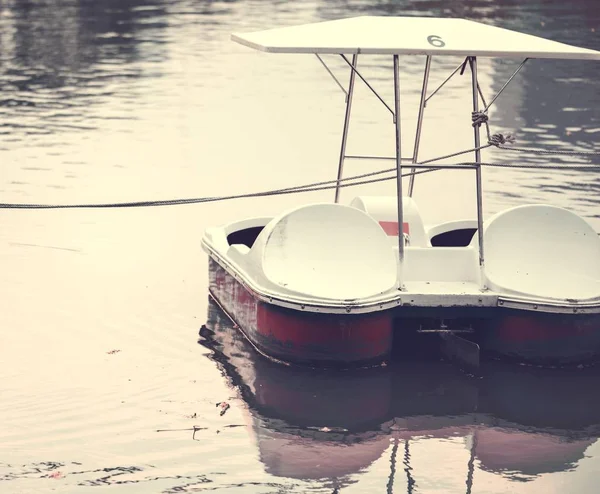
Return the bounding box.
[232,16,600,60]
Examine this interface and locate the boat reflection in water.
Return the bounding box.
[200,299,600,490]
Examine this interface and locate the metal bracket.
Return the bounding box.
[314,54,348,97]
[483,58,529,112]
[425,57,468,105]
[340,54,395,119]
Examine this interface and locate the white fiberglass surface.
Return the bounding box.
[483,205,600,300]
[232,16,600,60]
[260,203,398,300]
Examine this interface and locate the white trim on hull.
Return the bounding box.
[498,297,600,315]
[202,201,600,316]
[205,245,600,316]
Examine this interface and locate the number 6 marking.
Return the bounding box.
[427,35,445,48]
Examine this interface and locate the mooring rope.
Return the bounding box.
[1,111,599,210]
[471,110,600,157]
[1,161,598,210]
[0,167,398,209]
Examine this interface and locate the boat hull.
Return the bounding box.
[207,257,600,367]
[479,311,600,365]
[208,258,393,367]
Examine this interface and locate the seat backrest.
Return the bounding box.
[249,203,398,300]
[482,204,600,300]
[350,196,430,247]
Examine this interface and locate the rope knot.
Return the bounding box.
[488,133,516,146]
[471,111,489,128]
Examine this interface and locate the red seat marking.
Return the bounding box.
[379,221,409,236]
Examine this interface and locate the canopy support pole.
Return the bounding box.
[393,54,405,289]
[408,55,432,197]
[424,58,466,105]
[334,54,358,203]
[483,58,528,112]
[470,57,486,284]
[340,54,395,117]
[314,54,347,97]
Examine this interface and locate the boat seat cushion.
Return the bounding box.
[482,205,600,300]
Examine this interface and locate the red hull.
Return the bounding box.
[208,258,393,367]
[208,257,600,366]
[480,311,600,365]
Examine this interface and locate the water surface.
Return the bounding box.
[1,0,599,492]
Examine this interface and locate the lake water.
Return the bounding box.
[1,0,599,492]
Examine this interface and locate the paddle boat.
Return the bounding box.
[202,16,600,367]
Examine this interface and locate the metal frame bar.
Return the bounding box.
[334,54,358,203]
[393,54,405,288]
[476,82,488,109]
[409,55,432,196]
[346,155,413,161]
[483,58,528,112]
[404,164,479,170]
[340,54,395,118]
[331,54,528,288]
[424,58,467,105]
[470,57,485,283]
[314,54,347,97]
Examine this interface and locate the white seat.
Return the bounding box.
[350,196,430,247]
[249,203,398,300]
[481,205,600,300]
